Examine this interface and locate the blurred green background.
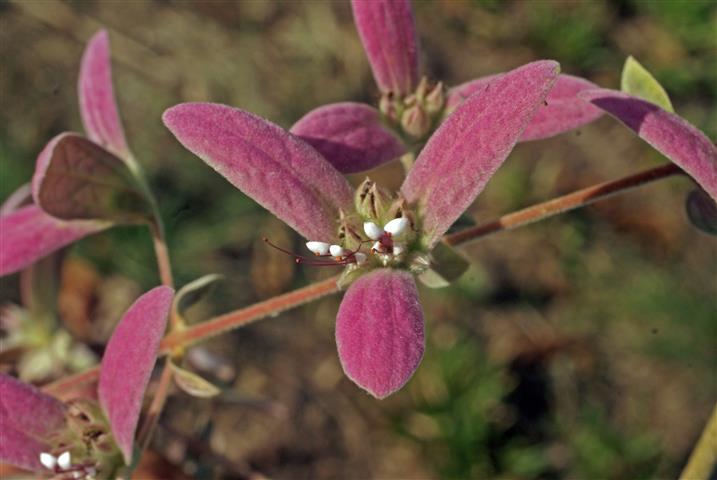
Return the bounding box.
[1,1,715,478]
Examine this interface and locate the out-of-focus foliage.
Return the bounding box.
[1,1,714,478]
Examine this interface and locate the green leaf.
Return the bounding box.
[170,361,221,398]
[620,56,674,112]
[686,188,717,235]
[173,274,223,324]
[418,242,470,289]
[34,133,154,224]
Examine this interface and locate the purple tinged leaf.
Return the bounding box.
[0,205,106,277]
[291,102,406,173]
[98,286,173,465]
[521,74,604,141]
[335,269,424,399]
[0,373,67,471]
[351,0,419,95]
[163,103,353,241]
[79,30,129,159]
[581,89,717,202]
[402,60,560,247]
[32,133,151,224]
[445,74,498,112]
[686,188,717,235]
[448,74,603,141]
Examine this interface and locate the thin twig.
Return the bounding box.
[136,360,174,455]
[150,222,174,289]
[159,274,341,353]
[444,162,683,246]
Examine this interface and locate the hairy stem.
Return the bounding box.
[680,402,717,480]
[43,163,685,397]
[136,360,174,457]
[150,221,174,289]
[444,162,683,246]
[160,275,340,353]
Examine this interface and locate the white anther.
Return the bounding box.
[354,252,367,265]
[40,452,56,470]
[384,217,409,236]
[363,221,384,240]
[392,243,405,256]
[306,241,330,256]
[329,244,346,258]
[57,451,71,470]
[371,241,384,253]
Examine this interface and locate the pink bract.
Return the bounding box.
[0,205,106,277]
[402,60,560,247]
[79,30,130,159]
[336,269,424,399]
[163,102,354,242]
[98,286,174,465]
[448,74,604,142]
[581,89,717,202]
[291,102,406,174]
[351,0,419,95]
[0,374,67,472]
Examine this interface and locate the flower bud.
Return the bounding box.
[355,178,392,220]
[379,93,399,123]
[425,81,445,114]
[415,76,430,102]
[401,104,431,138]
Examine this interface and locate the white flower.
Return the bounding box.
[306,241,330,256]
[363,221,384,240]
[40,452,56,470]
[384,217,409,236]
[57,451,72,470]
[329,244,346,258]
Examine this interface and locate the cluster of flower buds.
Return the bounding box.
[379,76,445,140]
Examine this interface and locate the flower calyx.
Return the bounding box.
[38,398,122,479]
[379,76,445,140]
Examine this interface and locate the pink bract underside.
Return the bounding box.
[448,73,603,141]
[98,286,173,465]
[291,102,406,174]
[581,89,717,202]
[336,268,425,399]
[0,205,106,277]
[163,102,353,242]
[0,373,67,472]
[401,60,560,247]
[351,0,419,94]
[78,30,129,159]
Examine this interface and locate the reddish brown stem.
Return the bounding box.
[444,162,683,246]
[136,359,174,454]
[159,274,341,353]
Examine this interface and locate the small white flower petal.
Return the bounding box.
[306,241,330,256]
[57,451,71,470]
[363,221,384,240]
[329,244,346,258]
[384,217,409,236]
[40,453,56,470]
[371,241,383,253]
[392,243,405,256]
[354,252,367,265]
